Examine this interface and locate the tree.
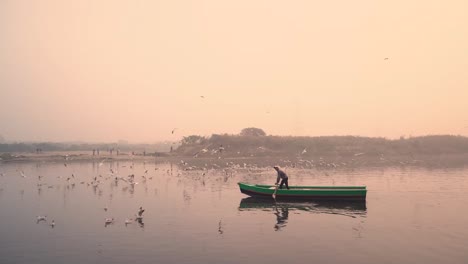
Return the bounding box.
[239,127,266,137]
[181,135,206,145]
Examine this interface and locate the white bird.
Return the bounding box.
[37,215,47,222]
[105,218,114,224]
[99,159,106,167]
[301,148,307,154]
[125,219,133,225]
[50,220,55,228]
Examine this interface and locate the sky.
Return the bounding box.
[1,0,467,142]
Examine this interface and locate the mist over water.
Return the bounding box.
[0,160,467,264]
[1,1,468,263]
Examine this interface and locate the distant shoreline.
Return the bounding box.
[1,151,468,169]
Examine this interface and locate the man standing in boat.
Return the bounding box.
[273,166,290,190]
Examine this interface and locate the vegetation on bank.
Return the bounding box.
[2,128,468,166]
[176,128,468,158]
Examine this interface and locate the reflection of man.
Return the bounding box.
[274,206,289,231]
[137,217,144,228]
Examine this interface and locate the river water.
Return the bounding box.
[0,160,467,264]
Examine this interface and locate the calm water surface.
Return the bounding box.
[0,161,467,264]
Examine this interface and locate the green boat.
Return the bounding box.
[238,182,367,201]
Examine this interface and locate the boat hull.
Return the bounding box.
[238,182,367,201]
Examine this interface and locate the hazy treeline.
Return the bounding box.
[176,133,468,158]
[0,142,175,153]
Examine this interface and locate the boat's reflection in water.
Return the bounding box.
[239,197,367,231]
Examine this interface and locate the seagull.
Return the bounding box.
[37,215,47,222]
[125,219,133,225]
[384,58,389,60]
[171,128,177,134]
[50,220,55,228]
[105,218,114,224]
[301,148,307,155]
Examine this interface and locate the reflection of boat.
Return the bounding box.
[239,197,367,218]
[239,197,366,211]
[238,182,367,201]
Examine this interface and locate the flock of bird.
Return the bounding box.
[0,162,159,229]
[34,207,146,229]
[0,148,377,233]
[1,156,263,230]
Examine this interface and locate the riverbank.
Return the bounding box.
[1,151,468,169]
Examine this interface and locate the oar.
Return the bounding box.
[272,183,279,199]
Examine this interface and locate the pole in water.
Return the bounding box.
[272,183,279,199]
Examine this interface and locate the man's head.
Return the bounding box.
[273,166,280,171]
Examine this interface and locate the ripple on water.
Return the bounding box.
[0,161,467,264]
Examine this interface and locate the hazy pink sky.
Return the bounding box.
[1,0,467,142]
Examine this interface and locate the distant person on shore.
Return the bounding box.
[273,166,289,190]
